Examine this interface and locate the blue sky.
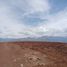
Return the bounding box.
[0,0,67,38]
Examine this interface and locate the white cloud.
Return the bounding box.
[28,0,50,12]
[0,0,51,38]
[0,1,26,38]
[39,8,67,37]
[0,0,67,38]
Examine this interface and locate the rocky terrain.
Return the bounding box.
[0,42,67,67]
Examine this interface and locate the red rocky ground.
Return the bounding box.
[0,42,67,67]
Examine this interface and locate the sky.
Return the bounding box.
[0,0,67,38]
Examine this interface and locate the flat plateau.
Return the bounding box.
[0,42,67,67]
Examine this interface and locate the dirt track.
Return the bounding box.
[0,42,67,67]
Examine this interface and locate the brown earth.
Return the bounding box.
[0,42,67,67]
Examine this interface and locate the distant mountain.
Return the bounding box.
[0,36,67,43]
[38,36,67,43]
[19,36,67,43]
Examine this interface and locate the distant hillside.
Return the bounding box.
[0,36,67,43]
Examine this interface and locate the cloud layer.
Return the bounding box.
[0,0,67,38]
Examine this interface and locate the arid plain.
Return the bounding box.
[0,42,67,67]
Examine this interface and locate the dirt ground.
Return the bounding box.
[0,42,67,67]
